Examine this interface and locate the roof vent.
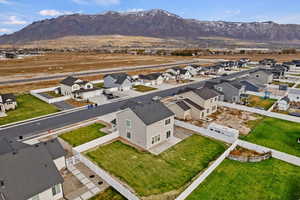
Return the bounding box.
[0,180,4,188]
[34,144,39,147]
[12,151,17,155]
[19,136,23,140]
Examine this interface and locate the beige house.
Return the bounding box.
[177,87,219,118]
[0,93,17,114]
[0,138,66,200]
[117,101,175,150]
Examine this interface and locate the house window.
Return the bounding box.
[165,118,171,125]
[166,131,171,138]
[152,135,161,144]
[52,184,61,196]
[256,74,260,78]
[31,195,40,200]
[126,120,131,128]
[207,109,210,114]
[127,131,131,139]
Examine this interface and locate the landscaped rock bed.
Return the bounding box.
[228,146,271,163]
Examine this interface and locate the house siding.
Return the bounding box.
[27,183,63,200]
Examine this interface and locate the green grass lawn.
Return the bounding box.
[94,82,104,88]
[89,187,125,200]
[59,123,107,147]
[271,81,295,87]
[290,73,300,77]
[86,135,226,197]
[133,85,157,92]
[241,117,300,157]
[187,159,300,200]
[0,94,59,126]
[296,84,300,89]
[44,91,63,98]
[247,95,277,110]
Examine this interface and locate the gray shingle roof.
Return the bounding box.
[60,76,80,86]
[139,73,162,81]
[39,139,67,160]
[1,94,16,104]
[192,87,219,100]
[124,101,174,125]
[0,144,63,200]
[104,73,131,85]
[183,98,204,111]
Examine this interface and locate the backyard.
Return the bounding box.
[0,94,59,126]
[187,158,300,200]
[44,91,63,98]
[133,85,157,92]
[86,135,226,197]
[247,95,276,110]
[89,187,125,200]
[94,82,104,88]
[241,117,300,157]
[59,123,107,147]
[271,81,295,87]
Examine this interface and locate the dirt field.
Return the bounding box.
[0,53,190,77]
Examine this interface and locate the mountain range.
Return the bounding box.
[1,9,300,46]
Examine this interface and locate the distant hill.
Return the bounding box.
[1,9,300,45]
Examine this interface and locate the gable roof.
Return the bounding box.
[280,96,290,103]
[0,94,16,104]
[191,87,220,100]
[175,100,191,111]
[60,76,80,86]
[123,101,174,125]
[39,139,67,160]
[139,73,162,81]
[0,143,63,200]
[183,98,204,111]
[104,73,131,85]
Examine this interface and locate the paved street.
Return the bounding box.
[0,69,256,140]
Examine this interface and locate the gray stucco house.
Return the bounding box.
[0,138,66,200]
[117,101,175,150]
[0,93,17,115]
[104,73,133,91]
[214,81,245,103]
[249,70,273,84]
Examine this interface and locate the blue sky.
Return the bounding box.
[1,0,300,35]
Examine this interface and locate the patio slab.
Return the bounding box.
[149,136,182,155]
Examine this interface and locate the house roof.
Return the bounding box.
[39,139,67,160]
[104,73,131,85]
[175,100,191,111]
[0,94,16,104]
[0,137,30,155]
[192,87,220,100]
[123,101,174,125]
[60,76,81,86]
[0,142,63,200]
[289,88,300,95]
[183,98,204,111]
[280,96,290,103]
[139,73,162,81]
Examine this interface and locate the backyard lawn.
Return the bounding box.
[242,117,300,157]
[86,135,226,197]
[94,82,104,88]
[89,187,125,200]
[44,91,63,98]
[187,159,300,200]
[247,95,276,110]
[0,94,59,126]
[133,85,157,92]
[59,123,107,147]
[271,81,295,87]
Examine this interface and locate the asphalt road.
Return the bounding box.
[0,69,257,140]
[0,60,200,85]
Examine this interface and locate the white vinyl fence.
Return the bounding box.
[237,140,300,167]
[30,87,71,104]
[175,141,238,200]
[245,91,282,100]
[74,132,119,153]
[175,120,237,144]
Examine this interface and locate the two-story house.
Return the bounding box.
[59,76,101,99]
[117,101,175,150]
[184,65,201,76]
[214,80,245,103]
[0,138,66,200]
[249,70,273,84]
[167,67,192,80]
[0,93,17,115]
[104,73,133,91]
[139,73,164,86]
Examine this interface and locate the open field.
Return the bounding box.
[86,135,226,197]
[0,52,191,78]
[89,187,126,200]
[247,95,276,110]
[59,123,107,147]
[133,85,157,92]
[187,159,300,200]
[0,94,59,126]
[271,81,295,87]
[289,73,300,77]
[241,117,300,157]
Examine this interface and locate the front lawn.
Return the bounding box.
[242,117,300,157]
[247,95,276,110]
[59,123,107,147]
[271,81,295,87]
[89,187,125,200]
[187,159,300,200]
[133,85,157,92]
[86,135,226,197]
[0,94,59,126]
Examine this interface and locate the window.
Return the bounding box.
[127,131,131,139]
[165,118,171,125]
[52,184,61,196]
[31,195,40,200]
[166,131,171,138]
[256,74,260,78]
[152,135,161,144]
[126,120,131,128]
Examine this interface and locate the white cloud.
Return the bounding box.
[0,28,11,33]
[72,0,120,6]
[39,9,74,17]
[4,16,27,25]
[125,8,145,12]
[0,0,10,4]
